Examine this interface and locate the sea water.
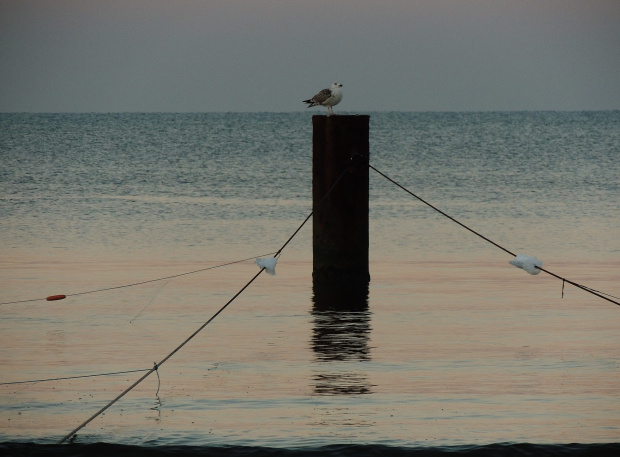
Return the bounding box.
[0,112,619,455]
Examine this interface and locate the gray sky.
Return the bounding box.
[1,0,619,112]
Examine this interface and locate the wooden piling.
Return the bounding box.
[312,115,370,286]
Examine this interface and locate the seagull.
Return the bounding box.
[303,82,343,116]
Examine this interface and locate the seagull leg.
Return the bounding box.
[327,106,334,116]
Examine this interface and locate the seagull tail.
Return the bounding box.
[303,99,317,108]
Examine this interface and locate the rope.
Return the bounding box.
[370,164,619,307]
[0,369,151,386]
[57,168,350,444]
[271,158,350,259]
[56,266,268,444]
[535,266,620,306]
[0,252,277,307]
[369,164,516,257]
[130,281,168,323]
[153,362,160,397]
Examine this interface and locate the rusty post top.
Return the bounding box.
[312,114,370,118]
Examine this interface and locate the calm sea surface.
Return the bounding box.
[0,112,619,455]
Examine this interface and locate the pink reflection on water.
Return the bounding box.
[1,253,619,445]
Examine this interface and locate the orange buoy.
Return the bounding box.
[46,295,66,301]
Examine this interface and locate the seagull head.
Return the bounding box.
[332,82,343,89]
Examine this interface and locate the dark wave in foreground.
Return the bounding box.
[2,442,619,457]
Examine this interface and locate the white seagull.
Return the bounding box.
[303,82,343,116]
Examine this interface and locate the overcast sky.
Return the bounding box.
[1,0,619,112]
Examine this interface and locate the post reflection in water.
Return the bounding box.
[310,281,374,395]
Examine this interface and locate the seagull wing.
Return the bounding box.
[311,88,333,104]
[303,88,333,106]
